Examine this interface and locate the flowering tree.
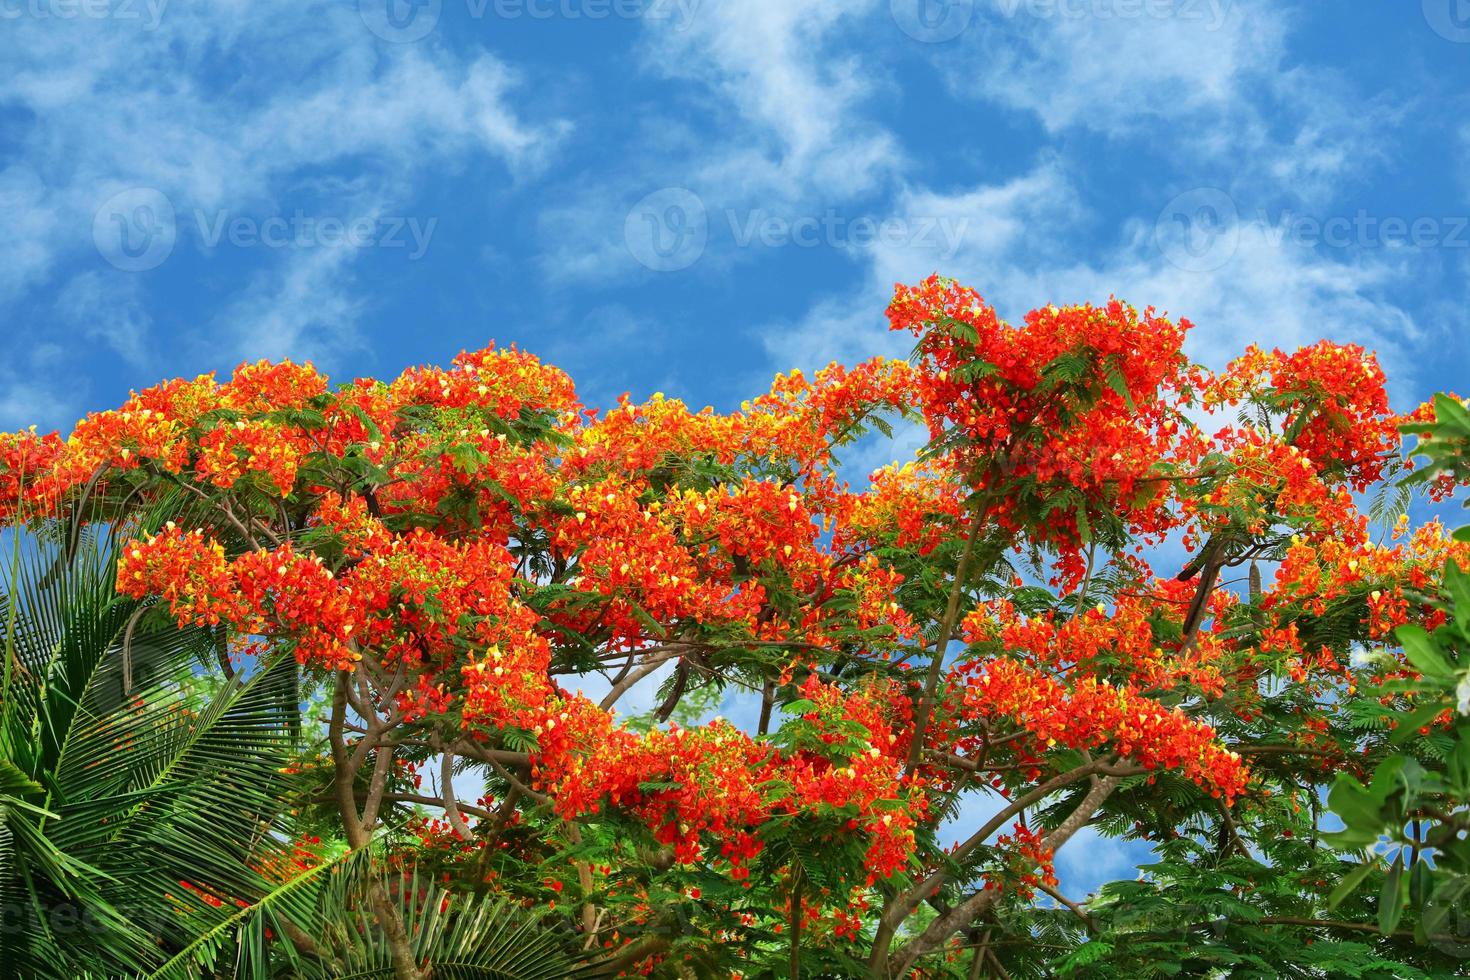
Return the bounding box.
[2,276,1467,978]
[1320,394,1470,963]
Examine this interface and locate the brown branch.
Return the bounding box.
[1039,883,1095,934]
[382,792,495,822]
[330,671,426,980]
[889,774,1124,976]
[487,756,551,806]
[906,496,985,773]
[450,741,534,769]
[440,750,472,840]
[869,761,1142,973]
[654,659,690,723]
[599,647,685,711]
[757,679,776,736]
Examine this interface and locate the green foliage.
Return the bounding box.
[1322,401,1470,971]
[0,508,303,977]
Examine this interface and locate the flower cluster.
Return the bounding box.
[961,589,1231,697]
[6,280,1445,968]
[950,657,1248,801]
[887,275,1195,551]
[1207,342,1400,490]
[981,824,1057,899]
[541,677,922,885]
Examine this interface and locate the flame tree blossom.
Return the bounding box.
[2,278,1464,977]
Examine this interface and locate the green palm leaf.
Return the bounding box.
[0,506,304,977]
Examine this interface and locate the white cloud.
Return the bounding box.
[211,246,367,365]
[939,1,1397,202]
[764,163,1427,403]
[0,368,81,433]
[0,1,567,398]
[52,270,154,367]
[0,167,64,302]
[762,162,1084,370]
[539,0,901,284]
[953,0,1280,134]
[642,0,894,199]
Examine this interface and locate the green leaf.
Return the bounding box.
[1445,560,1470,613]
[1328,774,1386,832]
[626,600,669,640]
[1396,625,1453,679]
[1390,702,1453,745]
[1321,827,1382,849]
[1106,366,1137,411]
[1074,504,1092,545]
[1327,859,1380,910]
[0,758,42,798]
[1368,755,1424,801]
[1409,857,1433,910]
[1433,393,1470,435]
[1450,738,1470,795]
[1378,852,1405,935]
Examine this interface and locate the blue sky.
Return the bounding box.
[4,0,1468,431]
[4,0,1470,898]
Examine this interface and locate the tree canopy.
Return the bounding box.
[2,275,1468,978]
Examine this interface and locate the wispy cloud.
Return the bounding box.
[764,162,1427,405]
[935,1,1400,202]
[52,270,154,367]
[539,0,901,283]
[1,1,567,405]
[641,0,895,199]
